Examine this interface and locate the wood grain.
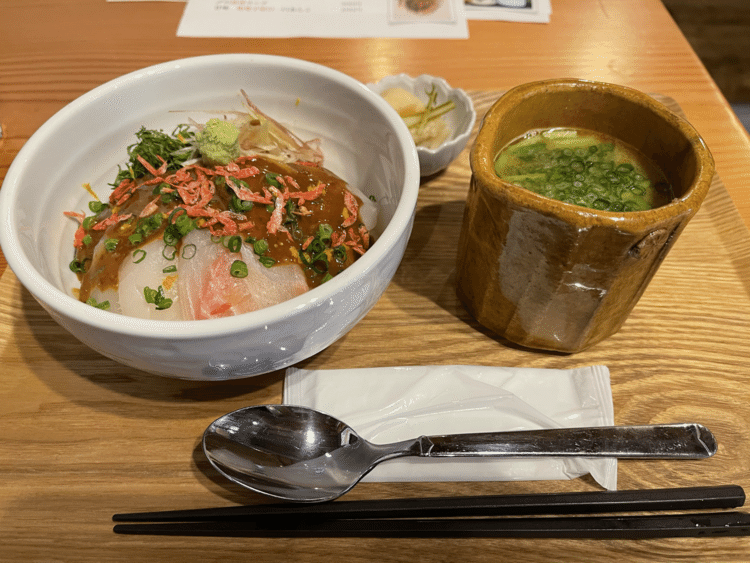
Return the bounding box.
[663,0,750,103]
[0,91,749,561]
[2,0,750,560]
[2,0,750,242]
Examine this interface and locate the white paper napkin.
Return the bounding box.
[284,364,617,490]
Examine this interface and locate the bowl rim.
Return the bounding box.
[471,77,715,228]
[0,53,420,339]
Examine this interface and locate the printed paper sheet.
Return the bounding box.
[177,0,470,38]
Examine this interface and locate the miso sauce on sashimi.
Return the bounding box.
[67,107,376,320]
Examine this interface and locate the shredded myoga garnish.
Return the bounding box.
[65,92,378,321]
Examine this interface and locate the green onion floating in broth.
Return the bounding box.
[493,127,674,212]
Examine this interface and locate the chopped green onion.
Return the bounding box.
[317,223,333,241]
[227,235,242,253]
[162,265,177,273]
[167,207,187,223]
[88,201,108,214]
[310,256,329,274]
[86,297,110,310]
[160,191,176,205]
[333,245,348,263]
[301,248,329,274]
[230,259,249,278]
[230,194,253,213]
[152,182,171,195]
[265,172,281,188]
[259,256,275,268]
[69,259,87,274]
[228,176,249,190]
[162,245,177,261]
[163,211,195,245]
[181,243,197,260]
[104,238,118,252]
[162,230,177,247]
[82,234,93,247]
[143,285,173,310]
[82,216,97,230]
[617,163,634,174]
[592,198,610,210]
[308,238,326,257]
[132,249,147,264]
[283,199,298,231]
[253,239,269,255]
[129,213,164,246]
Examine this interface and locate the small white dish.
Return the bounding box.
[367,74,476,177]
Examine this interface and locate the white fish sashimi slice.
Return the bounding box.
[177,230,309,321]
[358,198,378,233]
[118,237,183,321]
[82,236,123,314]
[87,287,122,315]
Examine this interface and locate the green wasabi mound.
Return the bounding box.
[196,118,240,166]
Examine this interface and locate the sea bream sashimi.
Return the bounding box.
[176,229,308,320]
[117,236,183,321]
[66,99,377,320]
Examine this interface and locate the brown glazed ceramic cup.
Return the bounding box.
[456,78,715,353]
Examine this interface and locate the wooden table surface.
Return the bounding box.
[2,0,750,561]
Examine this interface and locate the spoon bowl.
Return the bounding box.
[202,404,717,503]
[202,405,403,503]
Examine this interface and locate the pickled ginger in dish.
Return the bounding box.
[66,98,378,320]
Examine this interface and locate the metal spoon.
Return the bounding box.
[202,404,717,503]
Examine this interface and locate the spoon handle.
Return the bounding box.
[417,423,716,459]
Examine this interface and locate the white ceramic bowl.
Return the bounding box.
[0,54,420,380]
[367,74,476,177]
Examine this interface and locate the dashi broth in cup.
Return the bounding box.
[456,78,714,353]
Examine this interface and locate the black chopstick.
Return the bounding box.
[113,511,750,538]
[113,485,745,522]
